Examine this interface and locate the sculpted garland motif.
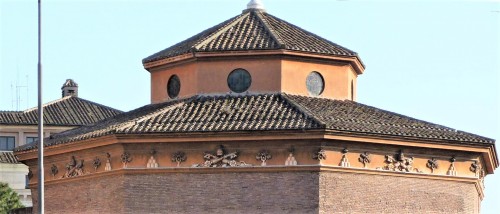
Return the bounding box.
[192,145,251,167]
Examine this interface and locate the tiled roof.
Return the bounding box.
[15,94,494,152]
[0,151,19,164]
[143,9,358,64]
[0,96,123,126]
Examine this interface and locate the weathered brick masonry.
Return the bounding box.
[31,170,478,214]
[319,172,478,214]
[32,175,125,214]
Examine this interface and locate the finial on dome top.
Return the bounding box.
[246,0,266,12]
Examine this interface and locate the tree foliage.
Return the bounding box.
[0,182,24,214]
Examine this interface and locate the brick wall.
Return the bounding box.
[32,170,479,214]
[123,172,320,214]
[319,172,479,214]
[31,175,125,214]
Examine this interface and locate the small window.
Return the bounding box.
[26,137,38,144]
[0,136,15,151]
[227,68,252,93]
[306,71,324,96]
[351,80,354,100]
[167,75,181,99]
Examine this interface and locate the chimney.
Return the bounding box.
[61,79,78,97]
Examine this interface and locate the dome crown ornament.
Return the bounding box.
[246,0,266,11]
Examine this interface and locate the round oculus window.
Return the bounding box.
[306,71,324,96]
[227,69,252,93]
[167,75,180,99]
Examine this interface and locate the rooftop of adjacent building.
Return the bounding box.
[0,79,123,126]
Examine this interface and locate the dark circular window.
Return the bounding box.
[306,71,324,96]
[167,75,180,99]
[227,69,252,93]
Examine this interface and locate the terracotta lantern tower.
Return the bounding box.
[15,1,497,213]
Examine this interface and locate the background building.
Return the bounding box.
[0,79,122,207]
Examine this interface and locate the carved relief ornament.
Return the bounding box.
[358,152,371,168]
[383,150,419,173]
[62,156,85,178]
[256,150,272,166]
[339,148,350,167]
[147,148,159,168]
[121,152,133,168]
[313,149,326,160]
[192,145,251,167]
[426,158,439,173]
[93,157,101,172]
[171,151,187,167]
[50,164,58,177]
[104,152,112,171]
[446,156,457,176]
[285,147,297,166]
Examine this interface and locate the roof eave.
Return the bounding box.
[143,49,365,74]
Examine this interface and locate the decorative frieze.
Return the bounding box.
[192,145,251,167]
[92,157,101,172]
[339,148,350,167]
[50,164,58,178]
[426,158,439,173]
[62,156,85,178]
[358,152,370,168]
[147,149,159,168]
[256,150,272,166]
[104,152,112,171]
[121,152,133,168]
[171,151,187,167]
[447,156,457,176]
[313,149,326,161]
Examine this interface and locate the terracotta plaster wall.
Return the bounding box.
[151,58,282,104]
[196,58,282,95]
[31,175,125,214]
[150,62,198,104]
[281,59,356,100]
[319,172,479,214]
[123,172,320,214]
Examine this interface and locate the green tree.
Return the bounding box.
[0,182,24,214]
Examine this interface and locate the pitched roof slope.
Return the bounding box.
[0,151,19,164]
[15,94,494,152]
[0,96,123,126]
[143,9,357,64]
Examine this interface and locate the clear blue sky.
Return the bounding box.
[1,0,498,212]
